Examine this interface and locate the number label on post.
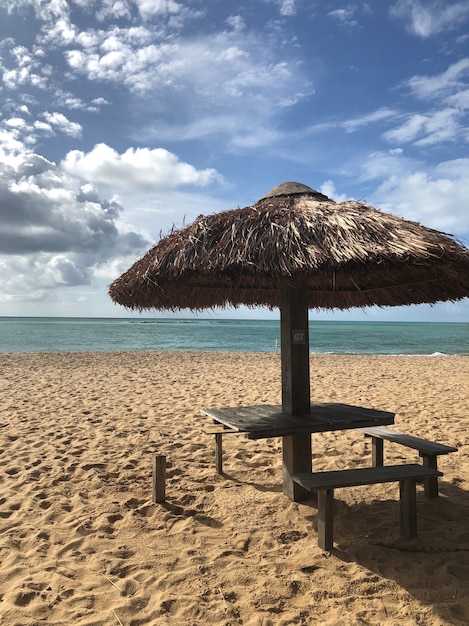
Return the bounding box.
[293,329,306,345]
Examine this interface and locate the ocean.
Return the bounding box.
[0,317,467,355]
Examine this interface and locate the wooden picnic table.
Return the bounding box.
[201,402,395,501]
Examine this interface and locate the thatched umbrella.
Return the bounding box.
[110,182,469,311]
[109,182,469,496]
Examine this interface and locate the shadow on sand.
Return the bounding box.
[210,470,468,624]
[299,480,469,625]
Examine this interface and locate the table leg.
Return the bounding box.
[215,433,223,474]
[371,436,384,466]
[282,433,312,501]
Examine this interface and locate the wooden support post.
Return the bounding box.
[282,434,312,501]
[152,454,166,503]
[422,455,438,499]
[280,283,310,416]
[317,488,334,551]
[371,436,384,467]
[280,283,311,502]
[399,479,417,538]
[215,433,223,474]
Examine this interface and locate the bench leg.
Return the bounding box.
[399,479,417,538]
[317,488,334,550]
[215,433,223,474]
[371,436,384,467]
[421,455,439,499]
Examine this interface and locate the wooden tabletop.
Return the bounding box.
[201,402,395,440]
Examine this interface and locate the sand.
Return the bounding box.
[0,351,468,626]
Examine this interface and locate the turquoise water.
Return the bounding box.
[0,317,468,355]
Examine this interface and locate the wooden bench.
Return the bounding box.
[361,427,457,498]
[292,464,442,551]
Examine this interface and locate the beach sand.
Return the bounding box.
[0,351,468,626]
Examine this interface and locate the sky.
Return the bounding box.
[0,0,468,322]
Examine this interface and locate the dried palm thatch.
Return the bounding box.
[109,182,469,311]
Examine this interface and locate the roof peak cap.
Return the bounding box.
[260,181,332,202]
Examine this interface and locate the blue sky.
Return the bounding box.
[0,0,468,321]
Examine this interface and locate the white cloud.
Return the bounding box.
[1,45,51,90]
[263,0,297,17]
[0,110,84,154]
[25,4,304,139]
[383,109,461,145]
[2,0,67,21]
[382,113,426,143]
[382,59,469,147]
[342,108,398,132]
[2,2,313,151]
[405,58,469,100]
[300,108,400,142]
[64,24,312,109]
[374,158,469,232]
[319,180,348,202]
[5,117,27,129]
[327,7,358,27]
[40,254,92,287]
[52,90,109,112]
[105,26,313,147]
[33,120,53,134]
[141,110,291,150]
[61,143,222,190]
[43,112,82,138]
[95,0,132,21]
[226,15,246,31]
[0,105,93,154]
[0,129,25,154]
[390,0,469,37]
[414,109,461,146]
[446,88,469,109]
[278,0,296,16]
[42,16,77,46]
[358,149,415,183]
[65,29,172,92]
[135,0,182,18]
[437,156,469,178]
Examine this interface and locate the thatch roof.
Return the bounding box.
[109,182,469,311]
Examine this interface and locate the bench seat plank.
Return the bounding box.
[360,427,457,456]
[292,464,442,491]
[292,464,442,550]
[361,427,456,498]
